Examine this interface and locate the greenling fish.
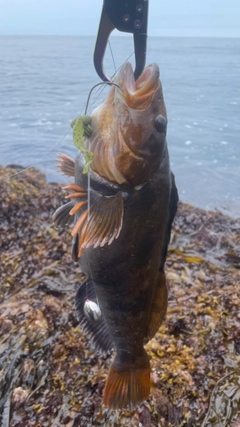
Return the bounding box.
[53,62,178,409]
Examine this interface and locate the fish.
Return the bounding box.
[53,62,178,410]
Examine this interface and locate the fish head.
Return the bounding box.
[90,63,168,186]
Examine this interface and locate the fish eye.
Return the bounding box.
[154,115,167,133]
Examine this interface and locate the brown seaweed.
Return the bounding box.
[0,165,240,426]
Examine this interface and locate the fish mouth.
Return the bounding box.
[115,63,160,110]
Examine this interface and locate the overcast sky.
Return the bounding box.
[0,0,240,37]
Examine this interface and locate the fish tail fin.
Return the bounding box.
[103,349,150,410]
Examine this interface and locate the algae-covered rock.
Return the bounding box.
[0,166,240,427]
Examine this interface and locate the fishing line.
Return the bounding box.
[108,40,117,75]
[81,53,124,221]
[1,50,134,182]
[87,51,134,112]
[0,127,72,182]
[84,80,123,224]
[82,51,135,294]
[83,49,134,226]
[84,81,122,116]
[83,47,132,211]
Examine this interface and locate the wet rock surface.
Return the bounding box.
[0,166,240,427]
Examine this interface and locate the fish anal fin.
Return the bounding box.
[145,272,168,343]
[75,279,113,354]
[103,349,150,409]
[56,153,75,177]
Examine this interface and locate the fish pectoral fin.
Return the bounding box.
[54,189,124,259]
[75,279,113,354]
[144,271,168,343]
[52,201,75,229]
[56,153,75,177]
[76,191,124,257]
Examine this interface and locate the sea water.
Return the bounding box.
[0,36,239,217]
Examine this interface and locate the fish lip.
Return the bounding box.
[116,62,159,96]
[112,62,161,111]
[135,63,159,93]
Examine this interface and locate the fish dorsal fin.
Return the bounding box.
[75,279,114,354]
[56,153,75,177]
[144,271,168,343]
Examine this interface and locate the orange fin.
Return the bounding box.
[73,191,124,258]
[69,200,88,215]
[65,192,87,199]
[103,355,150,409]
[63,184,86,192]
[72,208,89,237]
[144,272,168,343]
[56,153,75,177]
[55,184,124,259]
[80,192,123,252]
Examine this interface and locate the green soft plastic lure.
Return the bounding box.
[71,115,94,174]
